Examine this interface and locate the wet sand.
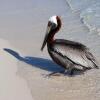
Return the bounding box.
[0,39,33,100]
[0,0,100,100]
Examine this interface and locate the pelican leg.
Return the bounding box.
[64,68,75,76]
[69,69,75,75]
[63,63,75,76]
[46,70,65,77]
[66,67,89,76]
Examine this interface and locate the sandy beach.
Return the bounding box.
[0,0,100,100]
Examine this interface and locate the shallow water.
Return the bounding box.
[0,0,100,100]
[67,0,100,35]
[80,3,100,35]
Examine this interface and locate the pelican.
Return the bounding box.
[41,15,99,76]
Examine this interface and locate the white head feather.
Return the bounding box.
[49,15,57,25]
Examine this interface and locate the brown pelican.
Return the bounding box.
[41,15,99,76]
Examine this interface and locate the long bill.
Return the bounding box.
[41,25,51,51]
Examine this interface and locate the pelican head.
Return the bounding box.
[41,15,61,51]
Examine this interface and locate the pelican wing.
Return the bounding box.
[52,39,98,68]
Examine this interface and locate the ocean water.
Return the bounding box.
[80,3,100,34]
[67,0,100,35]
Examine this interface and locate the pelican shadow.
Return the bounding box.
[3,48,86,76]
[3,48,64,73]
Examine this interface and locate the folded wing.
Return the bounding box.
[52,39,99,69]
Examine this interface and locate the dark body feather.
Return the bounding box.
[47,39,99,70]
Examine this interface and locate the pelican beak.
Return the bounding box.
[41,25,51,51]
